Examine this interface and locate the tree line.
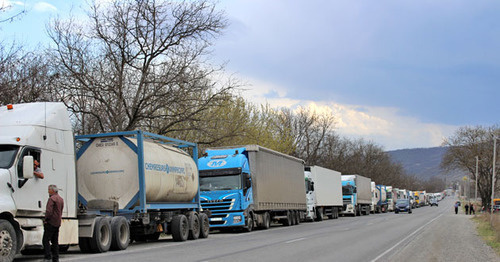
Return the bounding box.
[1,0,450,192]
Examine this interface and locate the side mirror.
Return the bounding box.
[243,173,251,188]
[23,156,34,179]
[310,182,315,192]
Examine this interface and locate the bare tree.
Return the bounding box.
[47,0,232,135]
[0,1,26,24]
[0,45,55,105]
[441,125,500,210]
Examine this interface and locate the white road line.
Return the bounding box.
[370,213,444,262]
[285,237,306,244]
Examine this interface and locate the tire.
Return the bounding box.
[172,215,189,242]
[244,214,254,232]
[327,208,334,219]
[90,217,112,253]
[295,211,301,225]
[79,237,91,253]
[291,211,297,225]
[0,220,17,262]
[110,216,129,251]
[282,211,292,226]
[315,207,324,221]
[187,212,200,240]
[198,213,210,239]
[261,212,271,230]
[409,210,412,214]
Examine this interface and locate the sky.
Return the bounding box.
[1,0,499,150]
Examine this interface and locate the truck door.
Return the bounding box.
[12,147,45,212]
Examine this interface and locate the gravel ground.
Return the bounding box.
[387,206,499,262]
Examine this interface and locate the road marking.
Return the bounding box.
[285,237,306,244]
[343,228,350,231]
[370,213,444,262]
[367,222,374,225]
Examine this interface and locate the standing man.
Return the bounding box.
[454,201,459,214]
[43,185,64,262]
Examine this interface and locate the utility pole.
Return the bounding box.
[475,156,478,201]
[491,137,497,221]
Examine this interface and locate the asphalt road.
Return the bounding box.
[15,197,498,262]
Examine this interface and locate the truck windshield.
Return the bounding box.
[0,145,19,169]
[200,174,242,191]
[342,185,354,195]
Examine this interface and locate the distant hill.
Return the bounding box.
[387,147,466,181]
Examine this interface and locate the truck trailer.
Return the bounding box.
[198,145,306,231]
[304,166,343,221]
[341,175,372,216]
[0,102,208,261]
[376,185,388,213]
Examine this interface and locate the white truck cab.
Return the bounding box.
[0,103,78,260]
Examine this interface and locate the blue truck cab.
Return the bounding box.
[341,179,357,215]
[198,147,253,230]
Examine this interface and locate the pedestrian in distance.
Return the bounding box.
[465,203,469,215]
[43,185,64,262]
[454,201,459,214]
[470,203,475,215]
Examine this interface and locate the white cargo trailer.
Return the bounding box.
[304,166,343,221]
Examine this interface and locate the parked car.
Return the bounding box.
[395,199,412,214]
[430,198,438,207]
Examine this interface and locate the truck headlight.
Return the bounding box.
[233,215,242,223]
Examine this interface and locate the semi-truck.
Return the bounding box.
[304,166,343,221]
[0,102,208,261]
[376,185,388,213]
[370,182,378,213]
[386,186,395,211]
[198,145,306,231]
[341,175,372,216]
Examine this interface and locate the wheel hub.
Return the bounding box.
[0,229,13,257]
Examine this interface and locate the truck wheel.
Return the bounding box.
[282,211,292,226]
[260,212,271,229]
[172,215,189,241]
[110,216,129,250]
[90,217,112,253]
[290,211,296,225]
[244,214,254,232]
[315,207,324,221]
[0,220,17,262]
[198,213,210,238]
[79,237,91,253]
[295,211,301,225]
[187,212,200,240]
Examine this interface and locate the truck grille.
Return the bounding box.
[343,199,352,205]
[201,199,235,212]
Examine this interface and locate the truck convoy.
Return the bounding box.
[304,166,343,221]
[0,103,208,261]
[341,175,372,216]
[198,145,306,231]
[0,102,446,261]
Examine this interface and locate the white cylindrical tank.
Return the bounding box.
[77,136,198,209]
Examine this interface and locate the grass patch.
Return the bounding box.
[472,213,500,255]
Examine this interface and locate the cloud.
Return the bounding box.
[237,75,457,150]
[33,2,57,13]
